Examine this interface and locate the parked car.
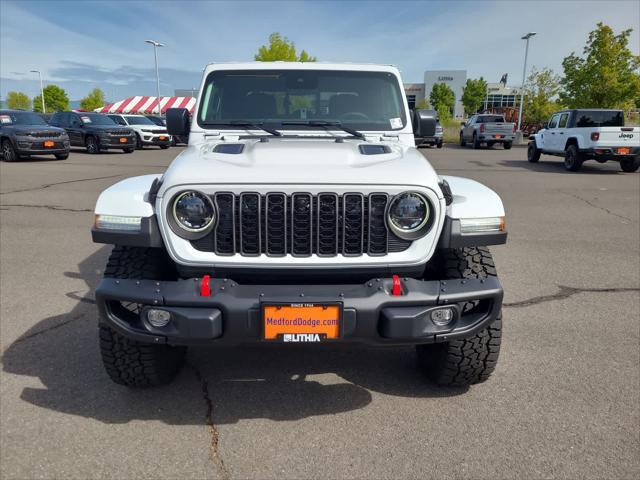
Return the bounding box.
[527,109,640,172]
[49,112,135,154]
[107,114,171,149]
[92,62,507,389]
[0,109,70,161]
[460,114,516,149]
[413,109,443,148]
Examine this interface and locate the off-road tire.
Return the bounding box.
[160,145,170,150]
[123,148,134,154]
[135,133,143,150]
[417,247,502,387]
[1,139,18,162]
[472,133,481,149]
[437,141,443,149]
[55,153,69,160]
[564,144,584,172]
[620,157,640,173]
[527,142,541,162]
[503,141,512,150]
[99,246,185,387]
[459,133,466,147]
[85,135,99,154]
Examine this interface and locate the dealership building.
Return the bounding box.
[404,70,522,118]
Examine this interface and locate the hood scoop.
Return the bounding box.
[359,144,391,155]
[213,143,245,154]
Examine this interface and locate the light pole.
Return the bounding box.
[145,39,165,115]
[30,69,45,113]
[517,32,536,132]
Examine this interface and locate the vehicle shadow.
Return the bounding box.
[498,159,624,174]
[2,247,466,426]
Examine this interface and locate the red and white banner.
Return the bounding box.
[95,96,196,114]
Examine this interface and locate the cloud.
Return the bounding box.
[1,0,638,100]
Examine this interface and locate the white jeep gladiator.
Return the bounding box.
[527,109,640,172]
[92,62,507,388]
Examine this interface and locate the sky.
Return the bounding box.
[1,0,638,102]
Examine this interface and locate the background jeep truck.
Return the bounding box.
[527,109,640,172]
[49,112,136,154]
[91,62,507,389]
[460,114,516,149]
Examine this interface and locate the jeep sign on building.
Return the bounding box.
[404,70,467,118]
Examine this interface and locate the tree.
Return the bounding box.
[522,67,562,124]
[415,98,431,110]
[560,23,640,109]
[6,91,31,110]
[255,33,316,62]
[80,88,105,111]
[461,77,487,115]
[33,84,69,112]
[429,83,455,121]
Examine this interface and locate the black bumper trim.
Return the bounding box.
[91,215,163,247]
[438,216,507,248]
[96,275,503,346]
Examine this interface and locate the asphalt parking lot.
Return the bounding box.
[1,144,638,479]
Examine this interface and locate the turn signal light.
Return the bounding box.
[480,123,485,133]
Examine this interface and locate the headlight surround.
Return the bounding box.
[168,190,216,239]
[387,191,432,240]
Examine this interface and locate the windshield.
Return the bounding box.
[125,116,155,125]
[476,116,505,123]
[197,69,407,131]
[80,113,116,125]
[146,116,165,126]
[0,111,48,126]
[575,110,624,127]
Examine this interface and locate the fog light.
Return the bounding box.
[431,308,454,326]
[147,309,171,327]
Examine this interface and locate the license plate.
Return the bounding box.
[618,147,631,155]
[494,135,503,139]
[158,136,167,140]
[119,137,127,143]
[262,303,341,342]
[43,140,55,148]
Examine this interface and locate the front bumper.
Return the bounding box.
[142,135,171,145]
[99,136,136,148]
[96,275,503,346]
[16,139,69,155]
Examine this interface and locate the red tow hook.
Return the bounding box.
[391,274,402,296]
[200,274,212,297]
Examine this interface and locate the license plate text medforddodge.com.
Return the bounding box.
[263,303,341,341]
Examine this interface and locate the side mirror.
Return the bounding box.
[542,122,548,129]
[460,121,466,126]
[166,108,190,137]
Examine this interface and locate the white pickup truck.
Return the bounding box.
[527,109,640,172]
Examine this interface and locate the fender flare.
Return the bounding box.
[92,174,163,247]
[437,175,506,248]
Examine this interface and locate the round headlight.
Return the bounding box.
[172,191,215,232]
[387,192,430,238]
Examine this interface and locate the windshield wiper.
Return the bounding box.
[280,120,365,139]
[201,121,282,137]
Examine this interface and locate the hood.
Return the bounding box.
[12,125,66,135]
[159,138,440,192]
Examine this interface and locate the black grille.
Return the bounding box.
[29,131,62,138]
[108,129,132,136]
[190,192,412,256]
